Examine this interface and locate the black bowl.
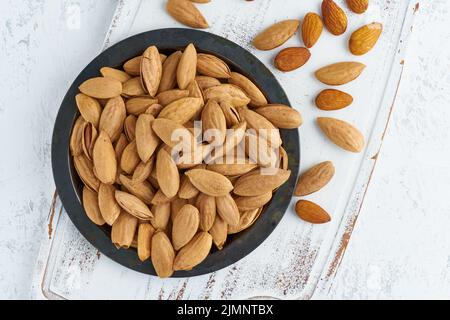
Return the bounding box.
[52,28,300,277]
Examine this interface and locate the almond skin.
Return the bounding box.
[295,161,335,196]
[253,20,300,50]
[346,0,369,14]
[315,89,353,110]
[322,0,348,36]
[315,62,365,85]
[167,0,209,29]
[275,47,311,72]
[317,117,365,153]
[295,200,331,224]
[151,231,175,278]
[302,13,323,48]
[349,22,383,56]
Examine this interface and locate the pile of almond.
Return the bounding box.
[71,42,301,277]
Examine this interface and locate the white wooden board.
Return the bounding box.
[31,0,418,300]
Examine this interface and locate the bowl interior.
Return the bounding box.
[54,28,299,277]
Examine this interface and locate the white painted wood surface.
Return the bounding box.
[3,0,450,299]
[29,0,416,300]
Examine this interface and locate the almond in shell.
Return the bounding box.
[178,174,200,199]
[203,84,250,107]
[120,140,141,174]
[234,168,291,196]
[173,232,212,271]
[123,56,142,76]
[216,193,240,227]
[158,97,203,124]
[255,104,303,129]
[196,76,221,91]
[253,20,300,50]
[196,53,231,78]
[302,12,323,48]
[100,67,132,83]
[115,190,153,220]
[196,193,216,231]
[137,223,155,261]
[166,0,209,29]
[74,154,100,191]
[75,93,101,128]
[156,148,180,198]
[151,231,175,278]
[237,108,281,147]
[122,77,146,97]
[98,183,121,225]
[99,96,126,143]
[135,113,159,162]
[124,114,137,141]
[126,97,158,116]
[141,46,162,96]
[295,161,335,196]
[119,174,155,205]
[234,192,272,211]
[156,89,190,106]
[82,187,105,225]
[185,169,233,197]
[172,204,200,250]
[349,22,383,56]
[317,117,365,152]
[295,200,331,224]
[92,131,117,184]
[228,72,267,107]
[70,117,85,156]
[150,202,171,230]
[79,77,122,99]
[159,51,182,93]
[315,89,353,110]
[315,62,365,85]
[111,211,139,249]
[132,158,154,183]
[209,216,227,250]
[201,100,226,145]
[177,43,197,89]
[228,208,262,234]
[322,0,348,36]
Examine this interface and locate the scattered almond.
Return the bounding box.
[295,161,335,196]
[346,0,369,14]
[166,0,209,29]
[295,200,331,224]
[315,89,353,110]
[315,62,366,85]
[322,0,348,36]
[349,22,383,56]
[274,47,311,72]
[253,20,300,50]
[302,13,323,48]
[317,117,365,152]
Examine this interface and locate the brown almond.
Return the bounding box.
[156,148,180,198]
[228,72,267,107]
[98,183,121,225]
[295,200,331,224]
[185,169,233,197]
[346,0,369,14]
[177,43,197,89]
[322,0,348,36]
[317,117,365,152]
[126,96,158,116]
[216,193,240,227]
[253,20,300,50]
[92,131,117,184]
[203,84,250,107]
[315,62,365,85]
[123,56,142,76]
[150,202,171,230]
[234,168,291,196]
[136,114,159,162]
[302,13,323,48]
[151,231,175,278]
[100,67,131,83]
[196,53,231,78]
[254,104,303,129]
[75,94,101,128]
[74,154,100,191]
[173,232,212,271]
[111,211,139,249]
[99,96,126,143]
[79,77,122,99]
[209,216,227,250]
[137,223,155,261]
[122,77,146,97]
[349,22,383,56]
[141,46,162,96]
[196,193,216,231]
[115,190,153,220]
[172,204,200,250]
[119,174,155,205]
[120,140,140,174]
[158,97,203,124]
[159,51,182,93]
[196,76,221,91]
[295,161,335,196]
[166,0,209,29]
[234,192,272,211]
[82,187,105,225]
[275,47,311,72]
[315,89,353,110]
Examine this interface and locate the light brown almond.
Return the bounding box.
[346,0,369,14]
[158,97,203,124]
[315,62,365,85]
[203,84,250,107]
[173,232,212,271]
[219,101,241,127]
[120,140,141,174]
[196,76,221,91]
[159,51,182,93]
[137,223,155,261]
[317,117,365,152]
[234,192,272,211]
[208,121,247,162]
[315,89,353,110]
[187,80,204,110]
[145,103,164,117]
[228,208,261,234]
[253,20,300,50]
[196,193,216,231]
[295,200,331,224]
[166,0,209,29]
[185,169,233,197]
[207,162,257,176]
[302,12,323,48]
[119,174,155,205]
[152,118,194,148]
[141,46,162,96]
[111,211,139,249]
[132,158,154,183]
[123,56,142,76]
[75,94,101,128]
[295,161,335,196]
[274,47,311,72]
[99,96,126,143]
[234,168,291,196]
[172,204,200,250]
[171,197,189,221]
[150,202,171,230]
[151,231,175,278]
[98,183,121,225]
[74,154,100,191]
[228,72,267,107]
[349,22,383,56]
[237,108,281,147]
[70,116,85,156]
[196,53,231,78]
[82,187,105,225]
[122,77,146,97]
[215,193,240,227]
[156,89,190,106]
[177,43,197,89]
[124,114,137,141]
[178,174,200,199]
[201,100,226,145]
[322,0,348,36]
[115,190,153,220]
[255,104,303,129]
[151,189,176,206]
[100,67,132,83]
[156,148,180,198]
[114,133,128,163]
[92,131,117,184]
[79,77,122,99]
[136,113,159,162]
[126,96,159,116]
[209,216,227,250]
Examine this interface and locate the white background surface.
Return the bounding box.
[0,0,449,299]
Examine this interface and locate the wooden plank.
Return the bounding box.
[31,0,417,299]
